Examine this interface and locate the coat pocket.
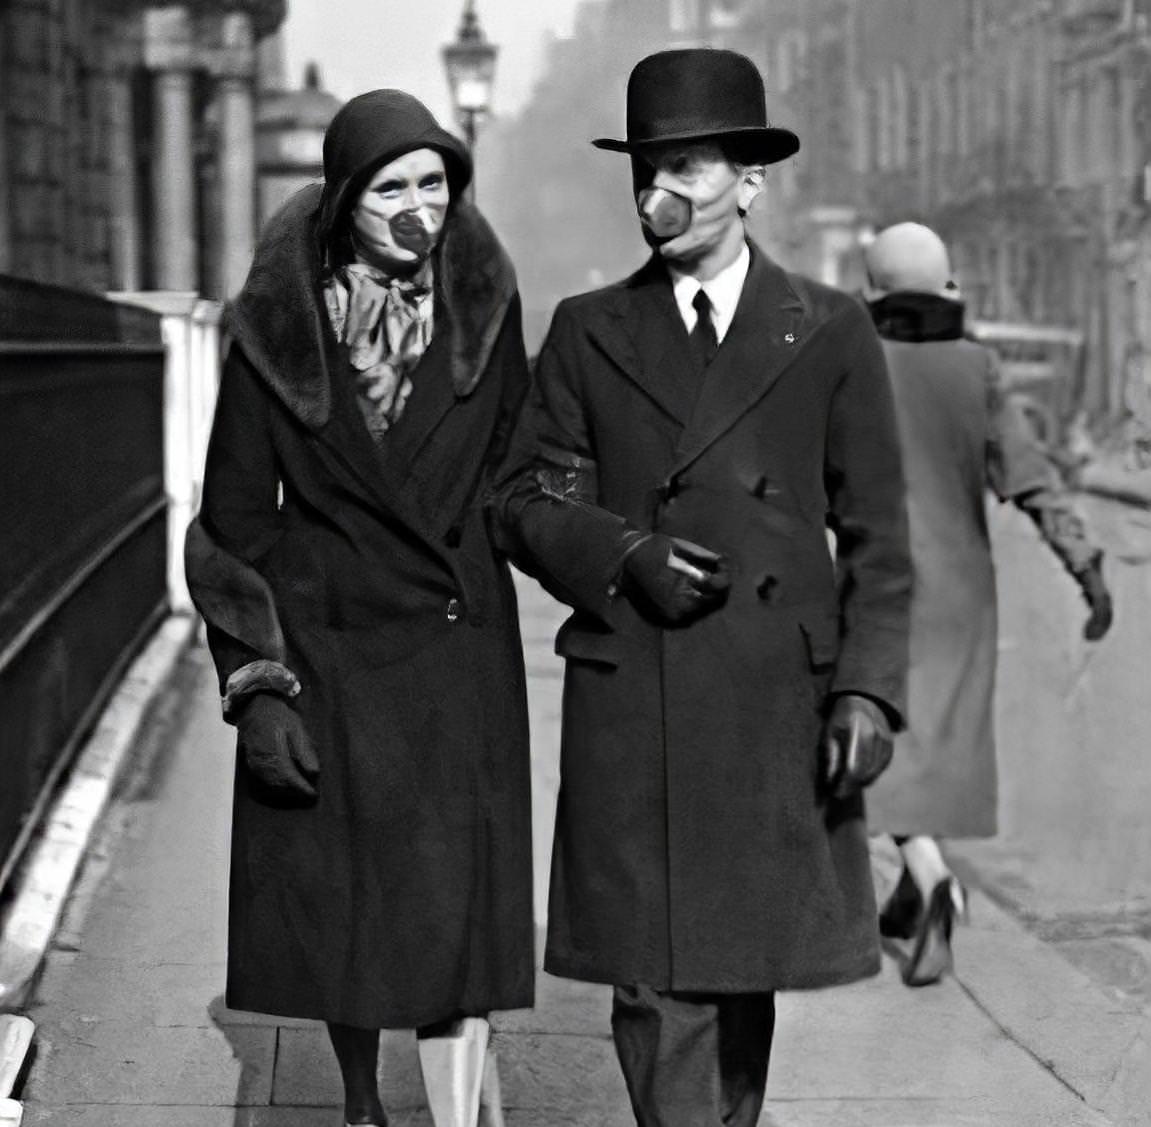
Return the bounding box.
[554,617,622,667]
[798,607,841,671]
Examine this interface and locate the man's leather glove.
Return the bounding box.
[1076,554,1113,642]
[622,533,730,626]
[821,693,893,800]
[235,693,320,805]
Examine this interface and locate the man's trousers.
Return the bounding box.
[611,984,777,1127]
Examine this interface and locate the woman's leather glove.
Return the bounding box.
[1076,554,1113,642]
[235,693,320,805]
[622,533,730,626]
[821,693,893,800]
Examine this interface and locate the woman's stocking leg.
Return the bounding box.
[899,835,957,905]
[328,1022,386,1125]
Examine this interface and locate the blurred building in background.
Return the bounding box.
[0,0,340,300]
[775,0,1151,425]
[488,0,1151,431]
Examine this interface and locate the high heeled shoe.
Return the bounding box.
[878,865,922,940]
[902,875,966,987]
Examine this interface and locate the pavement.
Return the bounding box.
[8,557,1151,1126]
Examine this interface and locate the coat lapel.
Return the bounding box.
[587,259,696,425]
[312,331,439,537]
[671,245,809,474]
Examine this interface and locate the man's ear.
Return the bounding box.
[736,165,767,213]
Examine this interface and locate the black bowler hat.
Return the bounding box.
[593,48,799,165]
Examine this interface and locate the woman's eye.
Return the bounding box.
[419,175,446,191]
[375,182,404,197]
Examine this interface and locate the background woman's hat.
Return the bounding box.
[593,48,799,165]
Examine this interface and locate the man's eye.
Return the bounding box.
[419,175,446,191]
[375,181,404,196]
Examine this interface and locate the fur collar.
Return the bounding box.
[225,183,517,429]
[868,291,966,343]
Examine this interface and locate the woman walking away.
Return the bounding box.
[185,89,534,1126]
[862,222,1113,987]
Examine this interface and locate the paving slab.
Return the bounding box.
[31,953,226,1030]
[490,970,611,1036]
[23,1021,274,1107]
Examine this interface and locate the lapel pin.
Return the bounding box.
[784,333,796,344]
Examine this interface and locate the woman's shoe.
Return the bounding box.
[878,865,922,940]
[902,876,966,987]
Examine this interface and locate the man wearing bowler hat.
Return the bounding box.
[491,48,911,1126]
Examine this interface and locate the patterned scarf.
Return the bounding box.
[323,261,435,442]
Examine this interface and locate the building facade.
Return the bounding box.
[768,0,1151,423]
[0,0,314,300]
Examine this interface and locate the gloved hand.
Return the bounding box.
[821,693,893,800]
[1076,554,1113,642]
[622,533,730,626]
[235,693,320,805]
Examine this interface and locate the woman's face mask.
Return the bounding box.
[351,148,450,273]
[635,142,762,267]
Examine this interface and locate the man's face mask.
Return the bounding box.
[351,148,450,273]
[634,142,759,265]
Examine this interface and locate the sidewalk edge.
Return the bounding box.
[953,886,1150,1126]
[0,614,197,1015]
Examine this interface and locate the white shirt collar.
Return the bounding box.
[669,243,751,344]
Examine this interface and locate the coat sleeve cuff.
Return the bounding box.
[222,659,301,723]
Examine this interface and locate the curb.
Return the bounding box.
[0,1015,32,1100]
[951,886,1149,1127]
[875,839,1143,1124]
[0,613,197,1022]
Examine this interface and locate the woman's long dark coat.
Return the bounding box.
[186,185,535,1029]
[491,248,911,992]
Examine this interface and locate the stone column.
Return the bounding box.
[106,68,142,292]
[153,66,199,290]
[216,74,256,297]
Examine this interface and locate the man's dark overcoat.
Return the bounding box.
[491,245,911,992]
[187,184,535,1029]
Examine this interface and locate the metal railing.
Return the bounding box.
[0,275,168,888]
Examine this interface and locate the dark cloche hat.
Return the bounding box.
[322,89,472,196]
[593,48,799,165]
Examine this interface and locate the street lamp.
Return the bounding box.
[441,0,498,173]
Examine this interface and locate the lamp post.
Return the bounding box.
[441,0,498,195]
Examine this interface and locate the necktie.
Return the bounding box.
[690,288,719,371]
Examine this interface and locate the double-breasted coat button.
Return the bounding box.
[446,597,462,622]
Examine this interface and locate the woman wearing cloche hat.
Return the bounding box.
[185,89,534,1127]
